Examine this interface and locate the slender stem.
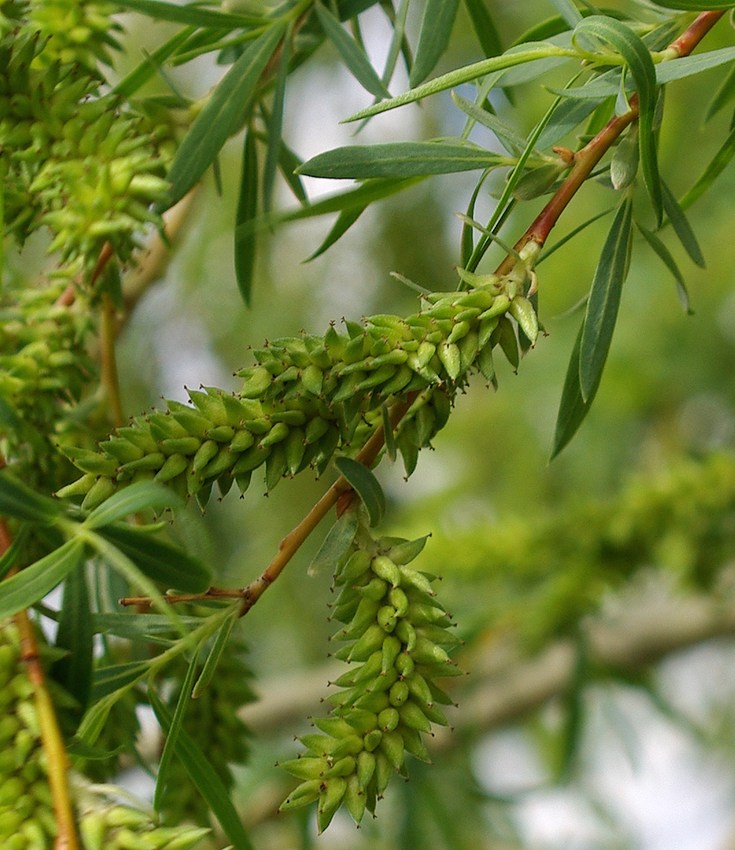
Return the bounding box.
[0,525,79,849]
[494,10,725,276]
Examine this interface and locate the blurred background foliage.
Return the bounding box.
[99,2,735,849]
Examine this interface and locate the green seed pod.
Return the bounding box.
[373,751,394,795]
[279,779,322,811]
[398,565,436,596]
[380,635,402,675]
[240,365,272,399]
[377,605,398,633]
[348,623,388,662]
[371,555,401,588]
[397,699,432,733]
[356,749,376,789]
[509,295,538,345]
[279,757,328,781]
[334,597,380,641]
[377,707,400,733]
[158,437,202,456]
[343,774,366,825]
[154,453,189,484]
[437,341,462,382]
[82,475,117,510]
[388,680,410,708]
[362,729,382,754]
[378,729,405,771]
[395,619,417,652]
[358,577,389,602]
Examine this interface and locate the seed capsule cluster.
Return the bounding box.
[1,5,170,275]
[1,283,95,482]
[0,619,209,849]
[61,276,538,509]
[278,517,462,832]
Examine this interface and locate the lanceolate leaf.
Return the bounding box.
[299,141,508,179]
[305,206,365,261]
[83,481,181,529]
[661,181,705,267]
[637,222,691,313]
[463,0,503,59]
[163,24,285,209]
[551,326,593,458]
[53,565,93,720]
[334,456,386,527]
[705,61,735,121]
[308,508,359,576]
[344,42,576,122]
[96,523,212,593]
[550,0,583,27]
[0,470,62,523]
[451,92,527,155]
[262,28,291,213]
[155,647,200,810]
[648,0,735,9]
[409,0,460,87]
[0,538,86,620]
[192,611,238,697]
[151,693,255,850]
[680,124,735,210]
[235,129,259,305]
[114,0,267,26]
[579,196,633,401]
[314,1,390,99]
[573,16,661,223]
[656,46,735,85]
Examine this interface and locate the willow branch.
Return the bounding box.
[495,10,725,276]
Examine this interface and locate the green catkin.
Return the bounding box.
[61,271,539,508]
[0,619,210,849]
[277,509,462,832]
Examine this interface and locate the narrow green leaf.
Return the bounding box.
[680,123,735,210]
[0,538,86,620]
[551,325,593,458]
[298,141,508,179]
[550,0,583,27]
[661,181,705,267]
[90,661,150,703]
[637,222,691,313]
[151,692,255,850]
[192,612,238,697]
[579,197,633,401]
[343,42,576,122]
[262,29,291,212]
[0,526,28,580]
[314,2,390,99]
[235,129,259,306]
[95,523,212,593]
[83,482,181,529]
[538,207,615,264]
[304,206,365,261]
[113,26,195,97]
[52,565,93,719]
[91,613,201,639]
[0,470,62,523]
[463,0,503,59]
[451,92,527,155]
[334,456,385,527]
[278,142,308,205]
[657,46,735,85]
[164,24,284,209]
[705,59,735,121]
[113,0,266,27]
[536,96,604,148]
[155,647,200,810]
[409,0,460,87]
[308,508,359,576]
[573,16,661,223]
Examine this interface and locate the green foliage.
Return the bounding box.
[3,0,735,846]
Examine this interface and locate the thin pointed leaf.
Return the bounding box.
[0,539,86,620]
[573,16,661,223]
[463,0,503,59]
[382,404,397,462]
[551,325,594,458]
[314,2,390,99]
[52,565,93,719]
[579,197,633,401]
[163,24,284,209]
[95,523,212,593]
[538,207,614,264]
[305,206,365,261]
[661,181,705,267]
[0,527,28,581]
[0,470,62,523]
[451,92,528,155]
[89,661,151,703]
[151,692,255,850]
[192,611,238,697]
[343,43,576,122]
[235,129,259,305]
[155,646,200,810]
[262,28,291,212]
[91,613,201,639]
[308,508,359,577]
[278,142,309,205]
[334,456,385,527]
[657,46,735,84]
[705,59,735,121]
[84,481,181,529]
[113,0,266,26]
[648,0,735,9]
[550,0,583,27]
[298,141,508,179]
[409,0,460,87]
[113,26,195,97]
[637,222,691,313]
[679,123,735,211]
